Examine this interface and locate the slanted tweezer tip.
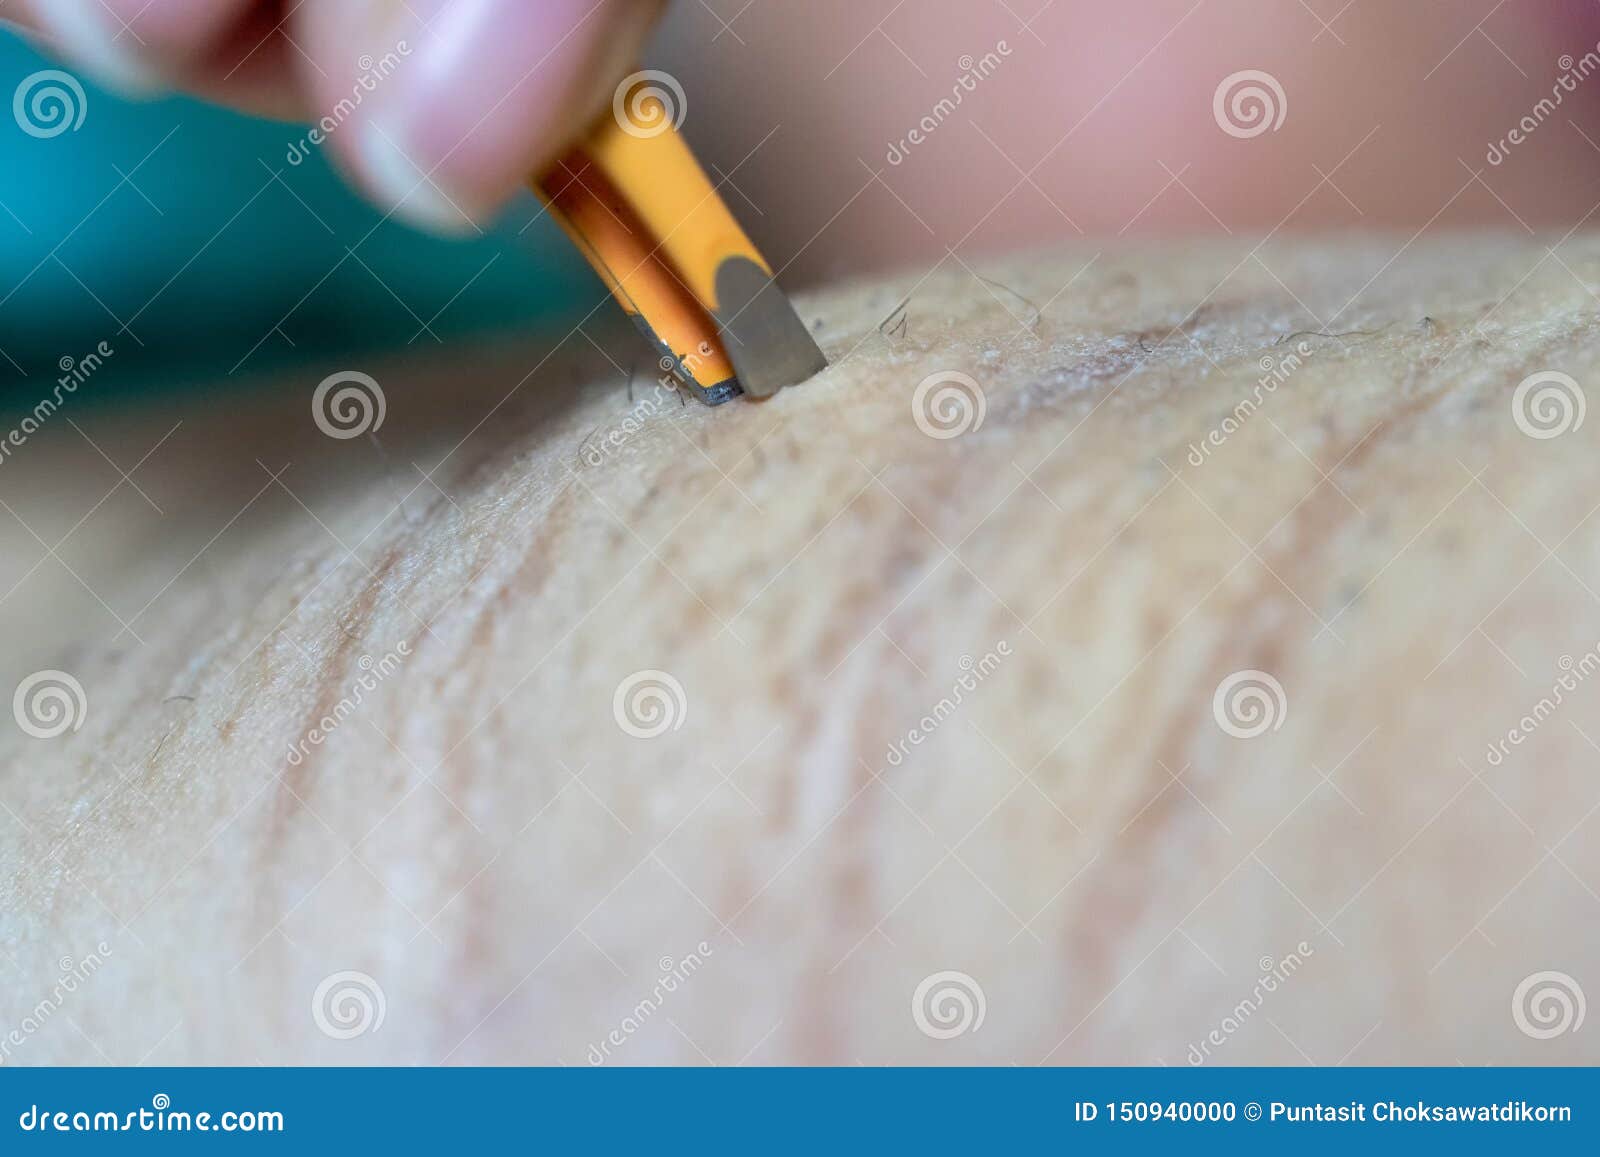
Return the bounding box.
[712,256,828,400]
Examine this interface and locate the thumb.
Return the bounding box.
[298,0,664,235]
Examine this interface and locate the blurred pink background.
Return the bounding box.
[651,0,1600,283]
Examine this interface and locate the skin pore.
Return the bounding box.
[1,235,1599,1065]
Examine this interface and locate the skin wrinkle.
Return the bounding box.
[788,636,890,1064]
[275,549,397,823]
[3,237,1600,1062]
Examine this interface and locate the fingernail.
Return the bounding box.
[33,0,162,94]
[356,121,481,235]
[355,0,659,229]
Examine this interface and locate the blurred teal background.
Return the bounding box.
[0,29,591,402]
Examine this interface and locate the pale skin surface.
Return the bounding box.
[2,235,1599,1065]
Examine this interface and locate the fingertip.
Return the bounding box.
[323,0,661,234]
[26,0,164,94]
[355,122,484,235]
[21,0,263,96]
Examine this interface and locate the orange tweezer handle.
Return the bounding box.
[533,100,768,390]
[578,104,771,307]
